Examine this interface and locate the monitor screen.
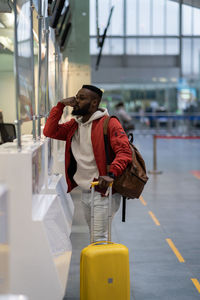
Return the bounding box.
[50,0,66,28]
[56,1,69,36]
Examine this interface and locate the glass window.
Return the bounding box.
[193,7,200,36]
[138,38,150,54]
[182,5,192,35]
[98,0,110,36]
[166,38,179,54]
[138,0,151,35]
[110,38,123,54]
[126,38,137,54]
[182,38,192,75]
[151,38,164,54]
[126,0,137,35]
[166,0,179,35]
[109,0,123,35]
[138,38,164,55]
[90,37,112,55]
[153,0,165,35]
[100,38,110,55]
[91,38,124,55]
[193,39,200,74]
[90,38,99,55]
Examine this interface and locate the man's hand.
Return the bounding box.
[98,175,114,190]
[60,96,77,107]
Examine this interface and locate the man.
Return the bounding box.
[43,85,132,242]
[114,102,134,133]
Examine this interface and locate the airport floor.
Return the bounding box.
[64,134,200,300]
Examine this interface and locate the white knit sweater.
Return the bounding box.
[71,108,108,190]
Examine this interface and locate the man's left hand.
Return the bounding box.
[98,175,114,190]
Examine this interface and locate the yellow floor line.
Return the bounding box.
[148,211,160,226]
[139,196,147,206]
[191,278,200,293]
[166,238,185,262]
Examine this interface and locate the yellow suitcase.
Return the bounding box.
[80,183,130,300]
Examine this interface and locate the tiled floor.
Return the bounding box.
[64,134,200,300]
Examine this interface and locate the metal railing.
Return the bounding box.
[130,112,200,136]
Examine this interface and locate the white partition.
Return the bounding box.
[42,138,74,235]
[0,139,73,300]
[43,173,74,235]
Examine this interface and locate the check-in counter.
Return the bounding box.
[0,139,73,300]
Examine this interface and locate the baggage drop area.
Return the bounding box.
[64,135,200,300]
[1,1,200,299]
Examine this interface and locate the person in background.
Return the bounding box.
[43,85,132,242]
[114,102,134,134]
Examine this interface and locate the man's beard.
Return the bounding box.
[71,103,90,116]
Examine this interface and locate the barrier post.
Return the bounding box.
[148,135,162,174]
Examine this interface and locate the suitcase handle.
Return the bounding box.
[90,181,113,244]
[91,181,113,187]
[89,241,115,247]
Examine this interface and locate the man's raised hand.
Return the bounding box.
[60,96,77,107]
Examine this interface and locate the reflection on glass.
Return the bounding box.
[38,0,48,117]
[16,0,33,121]
[48,29,56,109]
[57,49,63,100]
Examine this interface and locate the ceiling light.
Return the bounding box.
[171,77,177,82]
[159,77,167,82]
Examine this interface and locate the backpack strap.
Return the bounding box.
[103,116,111,136]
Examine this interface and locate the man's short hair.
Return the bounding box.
[82,85,103,99]
[115,102,124,109]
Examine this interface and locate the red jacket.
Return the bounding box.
[43,102,132,192]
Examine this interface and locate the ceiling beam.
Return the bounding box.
[170,0,200,9]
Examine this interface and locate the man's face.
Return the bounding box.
[72,88,95,116]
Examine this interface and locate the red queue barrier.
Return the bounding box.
[148,135,200,174]
[154,135,200,140]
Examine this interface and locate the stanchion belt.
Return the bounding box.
[154,135,200,139]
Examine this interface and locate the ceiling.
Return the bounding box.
[171,0,200,9]
[0,0,200,54]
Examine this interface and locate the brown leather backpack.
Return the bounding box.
[103,116,149,199]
